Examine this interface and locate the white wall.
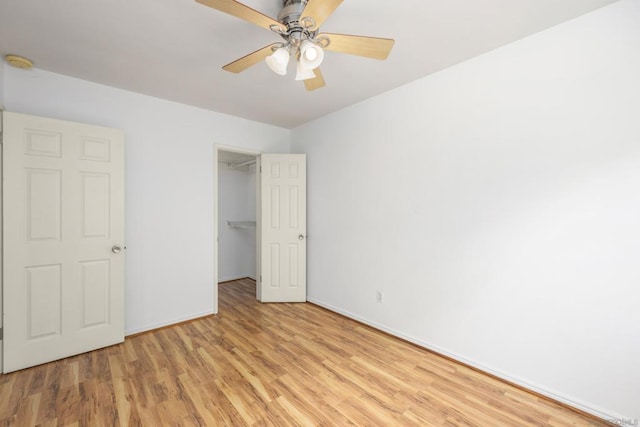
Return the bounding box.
[0,63,4,368]
[292,0,640,421]
[218,164,257,282]
[0,61,5,108]
[3,67,290,335]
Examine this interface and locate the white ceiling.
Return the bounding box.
[0,0,618,128]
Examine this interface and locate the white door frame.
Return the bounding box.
[213,145,261,313]
[0,110,4,370]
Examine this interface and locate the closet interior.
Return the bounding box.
[217,150,258,283]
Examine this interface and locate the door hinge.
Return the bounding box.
[0,327,3,340]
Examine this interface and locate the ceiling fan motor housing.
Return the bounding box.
[279,0,307,24]
[277,0,317,45]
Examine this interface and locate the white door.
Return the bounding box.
[2,112,125,373]
[259,154,306,302]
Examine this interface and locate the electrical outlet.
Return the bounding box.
[376,291,383,303]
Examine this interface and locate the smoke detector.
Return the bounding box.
[5,55,34,70]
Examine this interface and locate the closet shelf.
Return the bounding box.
[227,221,256,229]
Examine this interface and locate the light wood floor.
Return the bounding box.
[0,278,608,426]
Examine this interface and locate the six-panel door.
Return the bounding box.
[2,112,125,373]
[260,154,307,302]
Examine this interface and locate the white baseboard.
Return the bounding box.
[306,296,626,423]
[125,310,214,336]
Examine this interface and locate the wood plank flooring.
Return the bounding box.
[0,278,609,426]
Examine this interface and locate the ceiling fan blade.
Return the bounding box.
[195,0,284,31]
[319,33,395,60]
[304,68,326,91]
[301,0,343,28]
[222,44,279,73]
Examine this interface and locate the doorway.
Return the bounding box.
[214,148,308,311]
[214,147,260,312]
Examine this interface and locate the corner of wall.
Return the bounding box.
[285,126,295,154]
[0,60,6,110]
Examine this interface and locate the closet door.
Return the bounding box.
[2,112,125,373]
[259,154,306,302]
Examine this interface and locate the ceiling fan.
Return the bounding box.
[195,0,395,91]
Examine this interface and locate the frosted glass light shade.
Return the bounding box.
[299,41,324,69]
[295,61,316,81]
[265,47,290,76]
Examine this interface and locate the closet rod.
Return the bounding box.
[231,159,256,168]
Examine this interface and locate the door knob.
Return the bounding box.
[112,245,123,254]
[298,234,305,240]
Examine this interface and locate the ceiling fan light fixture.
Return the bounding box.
[299,41,324,69]
[196,0,395,90]
[295,61,316,81]
[265,47,290,75]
